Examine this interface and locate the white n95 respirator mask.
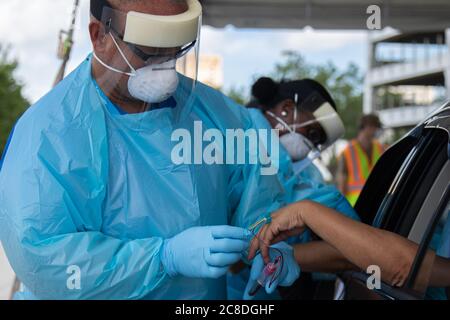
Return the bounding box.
[279,132,312,162]
[266,108,315,162]
[127,60,179,104]
[93,34,180,104]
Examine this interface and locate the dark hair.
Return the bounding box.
[250,77,337,112]
[359,114,382,131]
[245,99,261,109]
[251,77,283,111]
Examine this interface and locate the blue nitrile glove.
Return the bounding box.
[244,242,300,300]
[161,226,252,279]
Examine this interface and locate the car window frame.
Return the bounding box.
[371,139,420,228]
[408,161,450,243]
[406,185,450,292]
[355,134,420,226]
[375,129,448,234]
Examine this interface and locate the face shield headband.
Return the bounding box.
[91,0,202,47]
[92,0,201,66]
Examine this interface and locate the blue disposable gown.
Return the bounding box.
[0,55,286,300]
[226,108,359,300]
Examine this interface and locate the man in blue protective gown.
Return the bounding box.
[0,0,301,300]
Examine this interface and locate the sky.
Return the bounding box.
[0,0,368,104]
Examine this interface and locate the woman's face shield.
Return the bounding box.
[272,92,345,151]
[94,1,202,107]
[293,92,345,151]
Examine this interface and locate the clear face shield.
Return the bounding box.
[293,92,345,151]
[267,92,345,172]
[92,0,202,110]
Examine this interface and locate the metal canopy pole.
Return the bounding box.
[53,0,80,87]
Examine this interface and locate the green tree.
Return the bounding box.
[0,47,29,154]
[271,51,312,80]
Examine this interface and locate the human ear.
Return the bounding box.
[89,21,108,53]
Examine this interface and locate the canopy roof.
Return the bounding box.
[201,0,450,31]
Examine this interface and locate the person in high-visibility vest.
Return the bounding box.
[337,114,385,206]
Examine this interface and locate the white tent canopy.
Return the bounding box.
[201,0,450,31]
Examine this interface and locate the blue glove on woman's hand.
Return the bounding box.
[244,242,300,300]
[161,226,252,279]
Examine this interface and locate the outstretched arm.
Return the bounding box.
[249,201,447,288]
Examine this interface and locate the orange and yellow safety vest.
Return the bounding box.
[342,139,384,206]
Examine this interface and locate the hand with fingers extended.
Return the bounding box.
[244,242,300,300]
[161,226,252,279]
[248,201,309,264]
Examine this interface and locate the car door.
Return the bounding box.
[339,105,450,300]
[341,186,449,300]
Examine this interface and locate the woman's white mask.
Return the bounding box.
[93,33,179,104]
[279,132,312,161]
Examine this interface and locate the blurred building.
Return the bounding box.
[179,54,224,89]
[364,29,450,128]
